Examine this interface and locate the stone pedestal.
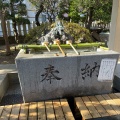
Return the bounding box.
[15,50,119,102]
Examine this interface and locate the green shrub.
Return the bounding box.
[63,22,93,43]
[24,21,93,44]
[24,22,51,44]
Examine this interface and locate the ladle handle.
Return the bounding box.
[70,43,79,55]
[44,44,51,52]
[57,43,66,56]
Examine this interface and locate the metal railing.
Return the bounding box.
[0,21,110,37]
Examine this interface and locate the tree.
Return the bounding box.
[29,0,59,26]
[93,0,112,24]
[2,0,30,44]
[58,0,80,23]
[0,0,11,55]
[69,0,80,23]
[58,0,71,21]
[58,0,112,29]
[74,0,113,29]
[29,0,112,30]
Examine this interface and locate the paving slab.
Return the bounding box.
[0,64,17,75]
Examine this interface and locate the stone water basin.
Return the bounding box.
[15,49,119,102]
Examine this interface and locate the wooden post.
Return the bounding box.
[28,23,31,32]
[6,21,11,36]
[18,24,22,36]
[108,0,120,52]
[0,21,3,36]
[23,24,27,35]
[32,21,36,28]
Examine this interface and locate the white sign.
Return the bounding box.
[98,59,117,82]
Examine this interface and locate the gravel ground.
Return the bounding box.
[0,45,19,64]
[0,84,23,105]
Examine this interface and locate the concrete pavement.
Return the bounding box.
[0,64,17,101]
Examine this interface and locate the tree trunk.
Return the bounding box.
[0,11,11,55]
[86,7,94,30]
[10,2,19,44]
[48,15,53,23]
[35,4,44,26]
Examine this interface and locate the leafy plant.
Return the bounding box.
[24,21,93,44]
[24,22,51,44]
[63,22,93,42]
[0,0,30,43]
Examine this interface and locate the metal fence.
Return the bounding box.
[0,21,110,37]
[79,22,110,30]
[0,21,36,37]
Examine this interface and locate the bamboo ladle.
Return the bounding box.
[54,40,66,56]
[42,42,51,52]
[66,40,80,55]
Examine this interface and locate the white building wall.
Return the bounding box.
[24,0,36,22]
[24,0,47,23]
